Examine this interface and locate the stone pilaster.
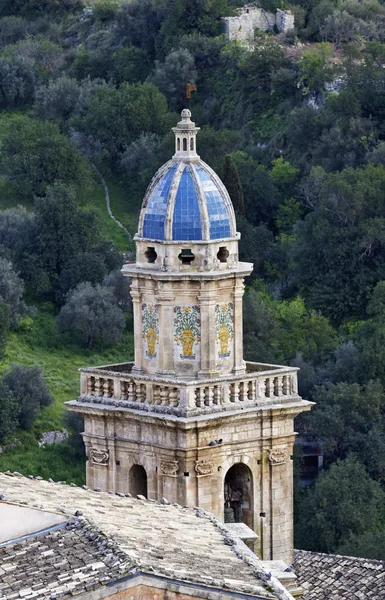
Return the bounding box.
[233,276,246,374]
[198,282,219,378]
[130,281,143,375]
[156,285,175,376]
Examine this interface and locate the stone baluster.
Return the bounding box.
[136,383,145,403]
[204,386,214,407]
[213,385,221,405]
[222,383,230,404]
[282,375,290,396]
[86,376,95,396]
[230,382,240,403]
[121,380,128,400]
[169,387,179,407]
[274,376,283,397]
[128,381,136,402]
[248,379,256,401]
[265,377,272,398]
[153,386,160,405]
[94,377,103,397]
[291,373,298,394]
[103,378,112,398]
[160,386,169,406]
[195,387,205,408]
[239,381,248,402]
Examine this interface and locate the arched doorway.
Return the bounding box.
[129,464,147,498]
[224,463,253,528]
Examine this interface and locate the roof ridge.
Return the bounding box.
[195,507,295,600]
[295,548,385,565]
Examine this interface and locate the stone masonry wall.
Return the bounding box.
[82,404,301,565]
[223,5,294,42]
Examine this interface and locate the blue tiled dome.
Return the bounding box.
[139,160,237,242]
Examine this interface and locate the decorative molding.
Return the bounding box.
[267,448,288,466]
[90,448,109,466]
[161,460,179,477]
[195,459,214,477]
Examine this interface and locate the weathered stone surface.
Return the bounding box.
[0,474,291,599]
[38,430,68,448]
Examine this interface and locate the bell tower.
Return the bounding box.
[67,110,312,565]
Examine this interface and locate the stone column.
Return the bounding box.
[156,284,175,376]
[130,279,143,375]
[233,276,246,374]
[198,281,219,378]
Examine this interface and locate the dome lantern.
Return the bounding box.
[172,108,200,161]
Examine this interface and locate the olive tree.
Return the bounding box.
[57,282,125,348]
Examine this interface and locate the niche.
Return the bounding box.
[177,137,181,151]
[190,137,194,151]
[178,248,195,265]
[217,246,229,263]
[183,138,187,151]
[145,247,157,263]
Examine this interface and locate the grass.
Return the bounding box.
[0,304,134,484]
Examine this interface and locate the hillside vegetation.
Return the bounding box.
[1,0,385,559]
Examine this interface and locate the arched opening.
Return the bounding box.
[177,137,180,151]
[183,137,187,151]
[190,137,194,151]
[224,463,253,528]
[129,464,147,498]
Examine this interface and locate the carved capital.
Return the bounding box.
[195,459,214,477]
[161,460,179,477]
[90,448,109,466]
[267,448,288,466]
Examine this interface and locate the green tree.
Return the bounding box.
[0,115,91,198]
[109,46,151,85]
[295,457,385,553]
[222,154,244,216]
[0,379,18,444]
[0,258,27,325]
[0,302,11,360]
[57,282,125,348]
[3,364,53,430]
[0,55,35,108]
[150,48,197,111]
[300,381,385,478]
[292,164,385,323]
[71,83,169,157]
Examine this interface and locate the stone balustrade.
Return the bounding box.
[77,362,300,417]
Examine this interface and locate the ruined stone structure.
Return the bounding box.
[223,5,295,43]
[67,110,312,566]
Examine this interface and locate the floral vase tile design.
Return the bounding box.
[215,302,234,358]
[142,303,159,359]
[174,305,201,360]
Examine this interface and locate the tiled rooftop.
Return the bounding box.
[294,549,385,599]
[0,472,292,600]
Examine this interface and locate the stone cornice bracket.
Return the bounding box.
[267,448,288,466]
[160,460,179,477]
[195,459,214,477]
[90,448,109,466]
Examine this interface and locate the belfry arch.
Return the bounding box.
[224,463,254,529]
[129,464,147,498]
